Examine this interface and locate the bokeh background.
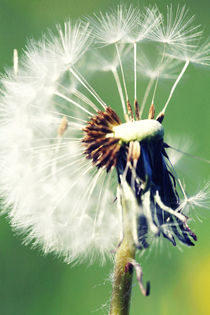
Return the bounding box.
[0,0,209,314]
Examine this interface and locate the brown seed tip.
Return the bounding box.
[148,103,155,119]
[134,99,140,120]
[127,100,134,121]
[156,111,164,124]
[58,116,68,137]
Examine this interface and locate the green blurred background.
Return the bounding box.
[0,0,209,314]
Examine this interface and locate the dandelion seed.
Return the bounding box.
[180,183,210,214]
[147,5,202,46]
[0,5,209,315]
[91,4,140,45]
[167,40,210,66]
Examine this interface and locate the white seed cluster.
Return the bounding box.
[0,5,209,263]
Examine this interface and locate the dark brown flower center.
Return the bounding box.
[82,106,121,172]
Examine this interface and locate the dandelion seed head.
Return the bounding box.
[167,40,210,66]
[137,55,182,80]
[124,7,162,43]
[147,5,202,47]
[91,5,140,45]
[48,21,92,67]
[181,183,210,214]
[87,45,131,73]
[0,4,209,264]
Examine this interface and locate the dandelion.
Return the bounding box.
[0,4,209,315]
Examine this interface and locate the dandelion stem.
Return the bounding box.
[110,183,136,315]
[109,234,136,315]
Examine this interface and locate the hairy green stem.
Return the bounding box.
[110,237,136,315]
[109,181,137,315]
